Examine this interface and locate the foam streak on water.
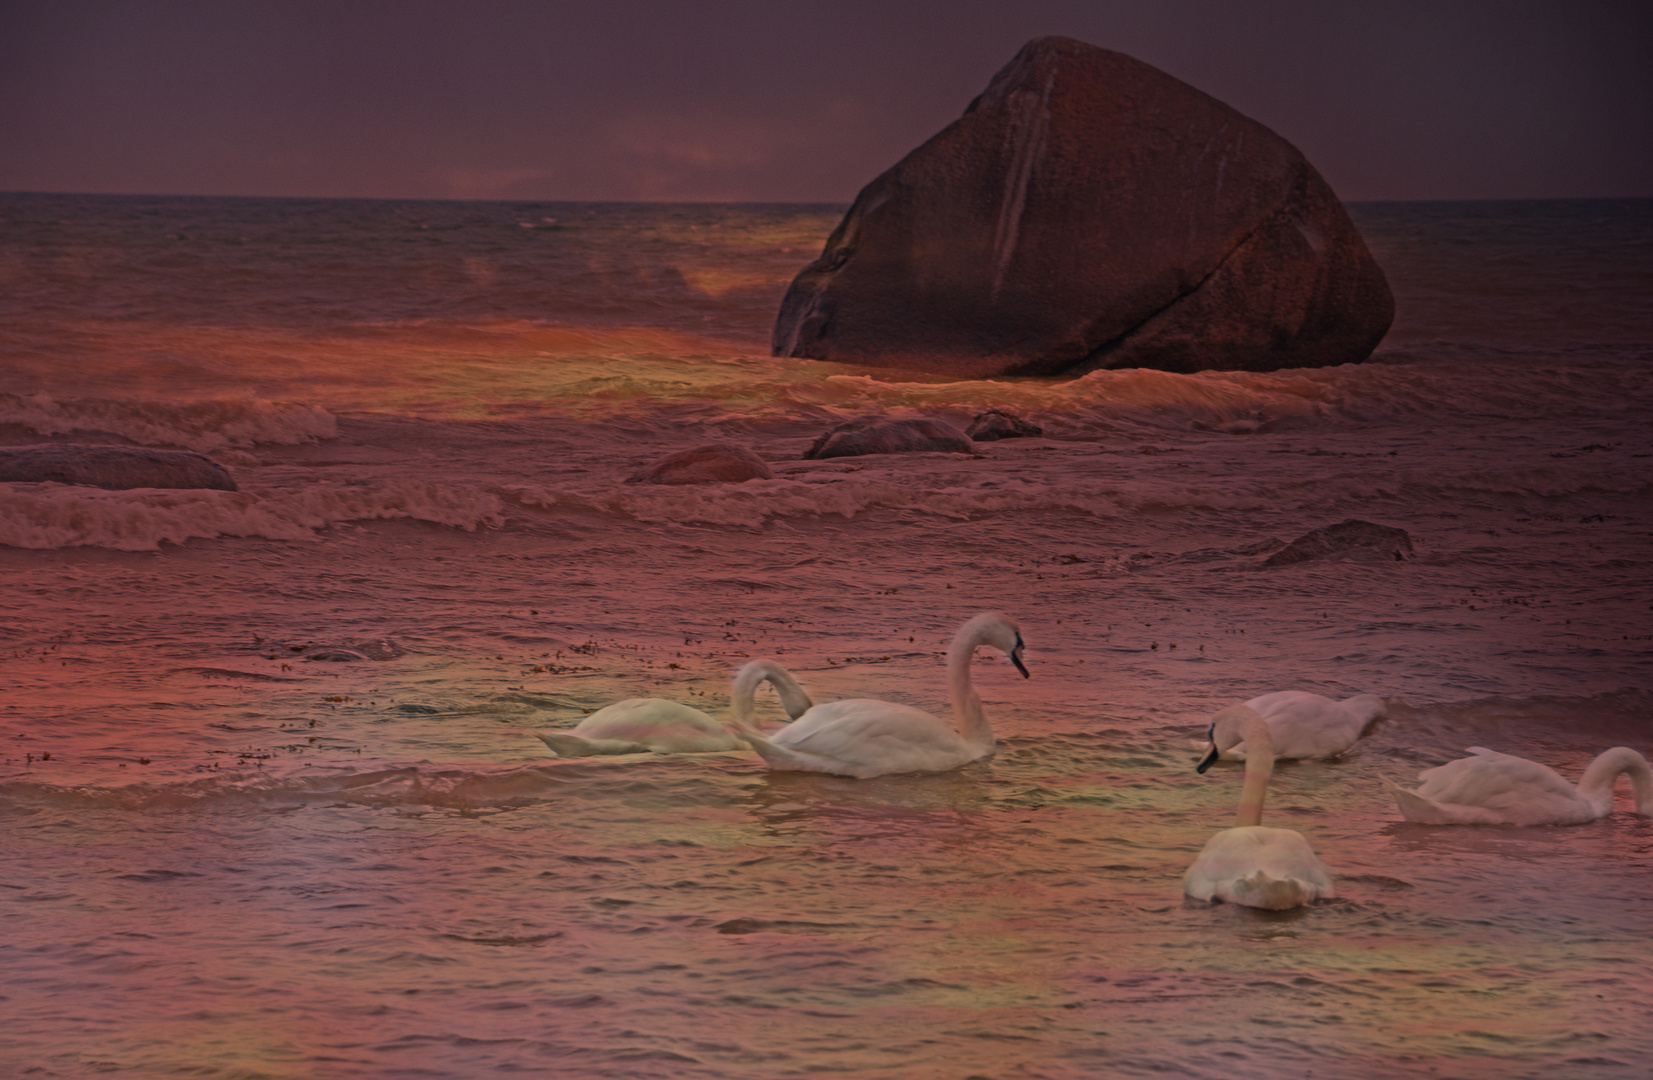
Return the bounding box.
[1,193,1651,1079]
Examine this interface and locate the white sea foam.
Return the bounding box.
[0,393,338,452]
[0,479,503,551]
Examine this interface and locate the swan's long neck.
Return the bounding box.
[731,660,812,726]
[946,626,993,752]
[1343,694,1387,727]
[1577,747,1653,817]
[1226,708,1275,827]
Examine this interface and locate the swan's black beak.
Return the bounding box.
[1195,743,1220,773]
[1010,637,1029,679]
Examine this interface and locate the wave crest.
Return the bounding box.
[0,478,503,550]
[0,393,337,452]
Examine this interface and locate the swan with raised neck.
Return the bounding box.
[1184,705,1334,909]
[731,611,1028,779]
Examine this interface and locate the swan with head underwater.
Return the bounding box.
[1197,690,1385,763]
[1184,705,1335,910]
[1386,745,1653,825]
[534,662,813,757]
[730,611,1029,779]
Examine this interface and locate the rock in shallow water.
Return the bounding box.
[805,418,975,459]
[966,409,1044,441]
[627,443,774,484]
[304,649,370,663]
[0,444,238,490]
[1264,520,1414,566]
[773,36,1393,378]
[351,639,407,661]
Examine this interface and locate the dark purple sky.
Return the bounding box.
[2,0,1648,203]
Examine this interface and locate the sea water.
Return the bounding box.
[1,192,1650,1079]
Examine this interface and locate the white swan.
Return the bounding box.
[1185,705,1335,910]
[1386,745,1653,825]
[535,664,813,757]
[1198,691,1385,766]
[730,611,1028,779]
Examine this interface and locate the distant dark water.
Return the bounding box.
[1350,198,1653,347]
[0,191,834,337]
[5,192,1650,346]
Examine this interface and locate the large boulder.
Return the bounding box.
[773,36,1393,378]
[0,444,237,490]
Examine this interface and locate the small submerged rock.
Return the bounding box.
[0,444,238,491]
[966,409,1043,441]
[294,638,406,662]
[351,638,407,661]
[1264,520,1414,567]
[304,648,370,663]
[804,418,974,459]
[627,443,774,485]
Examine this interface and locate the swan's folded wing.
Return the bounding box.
[769,698,977,775]
[569,699,741,753]
[1414,750,1574,802]
[738,727,862,775]
[1248,692,1360,759]
[1410,750,1584,824]
[1244,691,1315,716]
[1386,777,1506,824]
[772,700,946,751]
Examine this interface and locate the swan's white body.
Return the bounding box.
[731,612,1028,779]
[535,665,812,757]
[1184,826,1335,911]
[1207,691,1385,762]
[1386,745,1653,826]
[1185,706,1334,910]
[536,698,740,756]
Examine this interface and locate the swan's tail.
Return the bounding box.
[732,721,873,778]
[1384,776,1456,823]
[729,720,799,766]
[1218,871,1327,910]
[535,731,648,757]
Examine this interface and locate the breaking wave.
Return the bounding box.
[499,459,1650,530]
[0,392,337,452]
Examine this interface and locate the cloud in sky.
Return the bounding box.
[1,0,1648,202]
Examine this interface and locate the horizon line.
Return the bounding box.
[6,189,1652,208]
